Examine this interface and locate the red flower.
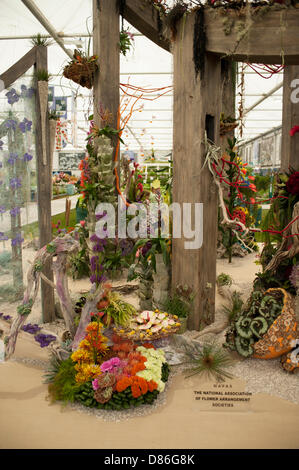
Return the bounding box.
[286,172,299,195]
[137,183,143,192]
[290,126,299,137]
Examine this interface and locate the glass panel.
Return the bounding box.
[0,68,38,306]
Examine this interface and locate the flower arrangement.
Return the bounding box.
[47,322,170,411]
[113,309,181,342]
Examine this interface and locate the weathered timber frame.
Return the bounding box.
[0,46,55,323]
[93,2,299,330]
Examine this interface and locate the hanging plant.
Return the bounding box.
[119,29,134,56]
[63,50,98,89]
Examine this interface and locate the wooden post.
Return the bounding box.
[35,45,55,323]
[93,0,120,131]
[172,13,221,331]
[281,65,299,171]
[220,59,236,153]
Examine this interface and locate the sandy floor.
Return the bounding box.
[1,334,299,449]
[1,251,299,449]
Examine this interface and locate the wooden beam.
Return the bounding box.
[172,13,220,331]
[123,0,170,52]
[93,0,120,131]
[220,59,236,152]
[205,8,299,65]
[0,47,37,88]
[35,46,55,323]
[281,65,299,171]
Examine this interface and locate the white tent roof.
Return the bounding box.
[0,0,283,152]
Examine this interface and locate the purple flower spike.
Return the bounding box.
[0,232,8,241]
[11,233,24,246]
[7,153,18,165]
[90,233,100,243]
[23,153,33,162]
[9,177,22,189]
[90,274,97,284]
[10,207,20,217]
[0,206,6,214]
[5,119,17,131]
[6,89,19,105]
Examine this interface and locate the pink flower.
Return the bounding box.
[100,357,124,373]
[80,220,86,227]
[92,378,99,391]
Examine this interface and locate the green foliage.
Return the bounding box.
[74,381,98,408]
[31,33,52,47]
[0,251,12,267]
[48,109,60,121]
[119,30,134,56]
[217,273,233,287]
[163,294,191,319]
[104,292,137,327]
[35,69,51,82]
[43,352,63,384]
[46,242,56,254]
[96,389,160,411]
[69,224,90,280]
[161,362,170,383]
[17,299,33,316]
[183,342,234,383]
[254,174,271,196]
[47,357,78,403]
[222,291,244,324]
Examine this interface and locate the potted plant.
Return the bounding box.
[63,49,98,89]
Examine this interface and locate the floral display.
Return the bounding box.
[47,319,170,410]
[113,309,181,341]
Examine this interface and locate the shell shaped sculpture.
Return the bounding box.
[252,288,298,360]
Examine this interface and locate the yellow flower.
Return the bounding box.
[71,348,92,363]
[74,363,102,384]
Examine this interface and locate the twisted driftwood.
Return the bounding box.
[265,202,299,273]
[5,234,79,360]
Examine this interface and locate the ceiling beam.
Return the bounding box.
[21,0,73,59]
[123,0,170,52]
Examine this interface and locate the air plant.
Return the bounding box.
[30,33,52,47]
[35,69,52,82]
[183,341,235,383]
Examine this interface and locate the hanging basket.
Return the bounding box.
[252,288,298,360]
[63,61,98,89]
[220,121,238,136]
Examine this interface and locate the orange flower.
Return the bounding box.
[131,383,141,398]
[116,377,132,393]
[148,380,158,392]
[131,363,146,375]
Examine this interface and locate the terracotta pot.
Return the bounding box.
[252,288,298,360]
